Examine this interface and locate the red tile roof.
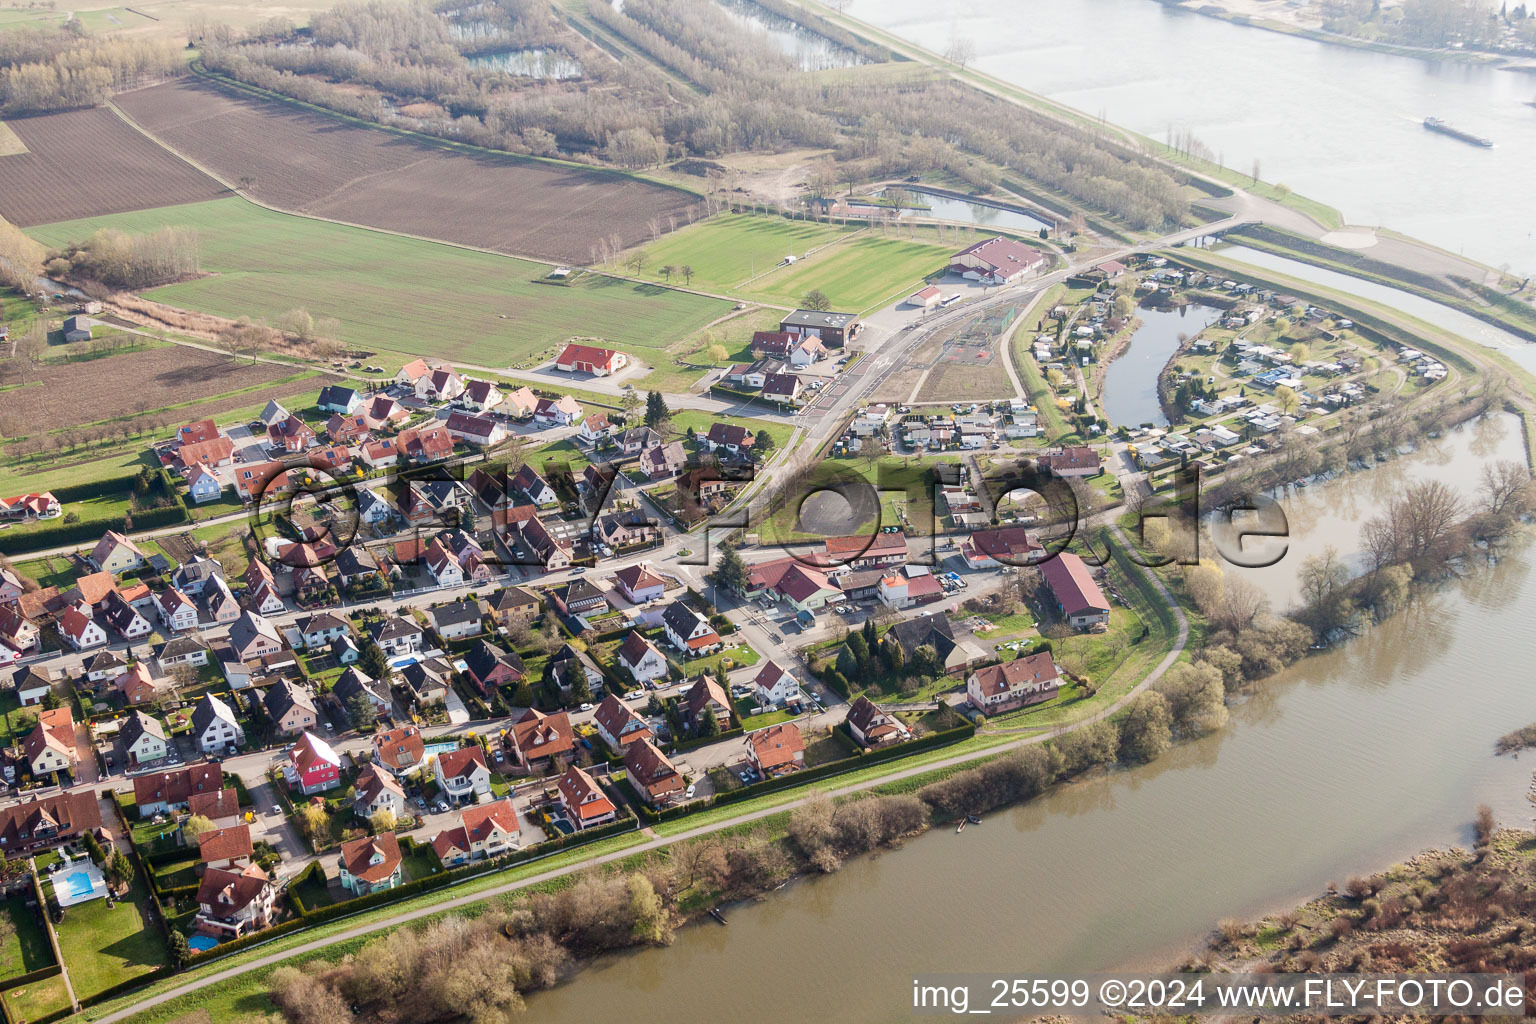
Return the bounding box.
[1039,552,1109,618]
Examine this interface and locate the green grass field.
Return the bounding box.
[27,199,732,369]
[52,883,170,1001]
[1,971,71,1022]
[0,894,54,982]
[625,213,955,313]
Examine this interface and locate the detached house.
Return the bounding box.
[661,601,721,656]
[288,731,342,795]
[445,411,507,447]
[613,564,666,604]
[966,652,1060,715]
[89,530,145,574]
[133,763,222,816]
[548,643,603,697]
[0,793,101,856]
[683,675,732,732]
[114,663,167,706]
[191,693,245,755]
[229,611,284,662]
[616,631,668,686]
[295,612,350,650]
[533,394,582,426]
[24,707,77,779]
[369,614,424,657]
[845,696,911,748]
[496,386,538,420]
[432,799,522,866]
[578,413,613,445]
[555,764,617,830]
[353,764,407,821]
[197,575,242,626]
[511,465,557,507]
[242,563,286,616]
[155,587,199,633]
[332,667,391,718]
[461,378,503,411]
[264,680,319,736]
[752,661,801,706]
[704,424,756,453]
[58,605,107,651]
[195,864,276,938]
[746,722,804,777]
[102,591,153,641]
[639,441,686,479]
[429,600,483,642]
[198,825,253,870]
[118,711,168,767]
[433,745,492,806]
[317,385,362,415]
[507,708,574,775]
[338,832,403,895]
[462,639,525,695]
[593,693,653,752]
[623,739,684,808]
[374,724,427,776]
[1039,552,1111,628]
[489,586,541,628]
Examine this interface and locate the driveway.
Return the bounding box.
[248,780,308,879]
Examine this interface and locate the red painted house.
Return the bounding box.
[287,732,342,795]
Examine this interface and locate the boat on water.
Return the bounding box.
[955,819,967,834]
[966,814,983,825]
[1423,117,1492,147]
[709,906,728,925]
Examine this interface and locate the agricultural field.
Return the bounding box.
[627,213,858,294]
[0,107,224,227]
[27,199,733,369]
[744,232,953,313]
[116,77,703,265]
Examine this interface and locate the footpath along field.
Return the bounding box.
[26,199,733,368]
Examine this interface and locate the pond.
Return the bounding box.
[874,187,1054,235]
[468,47,583,80]
[716,0,867,71]
[1099,302,1222,427]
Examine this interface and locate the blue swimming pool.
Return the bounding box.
[187,935,219,952]
[423,742,460,758]
[62,870,95,901]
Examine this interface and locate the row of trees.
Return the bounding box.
[0,34,182,114]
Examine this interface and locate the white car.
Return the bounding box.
[579,702,594,712]
[624,690,644,701]
[685,783,697,799]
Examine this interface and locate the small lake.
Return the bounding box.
[716,0,867,71]
[468,47,583,79]
[873,187,1054,235]
[1099,302,1222,427]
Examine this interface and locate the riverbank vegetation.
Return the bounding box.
[192,0,1191,231]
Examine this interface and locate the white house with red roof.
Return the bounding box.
[578,413,613,444]
[433,745,492,805]
[661,601,721,655]
[338,832,403,895]
[534,394,583,426]
[613,563,666,604]
[877,568,944,610]
[154,587,199,633]
[431,798,523,865]
[907,285,942,308]
[592,693,654,752]
[966,652,1060,715]
[59,604,107,650]
[555,343,627,376]
[745,557,841,613]
[960,526,1043,570]
[845,696,910,747]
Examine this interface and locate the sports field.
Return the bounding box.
[627,213,952,313]
[28,198,732,368]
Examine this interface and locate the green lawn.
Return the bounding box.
[0,894,54,981]
[743,232,953,314]
[1,971,71,1022]
[26,198,732,369]
[682,642,760,678]
[52,883,170,1001]
[625,213,858,293]
[667,409,790,452]
[0,693,40,751]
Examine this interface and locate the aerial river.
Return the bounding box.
[522,5,1536,1018]
[845,0,1536,277]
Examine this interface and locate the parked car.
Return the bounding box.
[414,797,427,809]
[685,783,696,799]
[270,804,282,816]
[579,702,594,712]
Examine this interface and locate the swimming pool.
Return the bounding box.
[62,870,94,901]
[187,934,219,952]
[423,742,460,758]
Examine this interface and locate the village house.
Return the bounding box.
[445,411,507,446]
[463,639,525,695]
[191,693,245,755]
[118,711,168,767]
[511,464,558,506]
[359,438,400,470]
[197,824,253,870]
[150,587,197,634]
[267,415,318,453]
[431,799,523,865]
[229,610,285,661]
[886,614,987,676]
[961,526,1043,570]
[593,692,654,751]
[0,608,40,660]
[326,413,370,445]
[703,423,756,453]
[549,579,608,617]
[114,663,167,706]
[613,563,667,604]
[578,413,613,445]
[824,532,908,571]
[134,763,222,816]
[429,599,484,642]
[338,832,404,895]
[102,591,153,642]
[495,386,539,420]
[83,649,126,683]
[396,425,455,464]
[187,788,240,824]
[548,643,603,697]
[616,631,668,686]
[1037,446,1103,478]
[332,667,391,718]
[752,661,801,706]
[747,722,805,777]
[507,708,575,776]
[242,564,286,616]
[415,366,466,403]
[638,441,687,479]
[788,334,826,368]
[966,652,1061,715]
[661,601,721,656]
[195,863,277,938]
[288,731,342,795]
[353,764,407,821]
[555,343,627,376]
[762,373,803,405]
[555,764,617,830]
[58,604,108,651]
[89,530,145,574]
[623,739,684,807]
[0,792,102,857]
[533,394,583,426]
[461,378,503,412]
[369,614,424,657]
[434,745,493,806]
[845,696,911,747]
[745,557,842,613]
[0,492,61,520]
[186,466,224,504]
[488,585,541,628]
[264,679,319,736]
[877,568,944,610]
[317,385,362,415]
[374,724,427,776]
[11,666,52,707]
[683,675,732,732]
[24,707,77,779]
[619,425,662,455]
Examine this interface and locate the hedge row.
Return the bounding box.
[0,503,190,555]
[79,965,178,1010]
[669,726,743,754]
[626,723,978,824]
[0,962,62,993]
[49,476,139,502]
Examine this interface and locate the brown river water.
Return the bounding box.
[525,414,1536,1023]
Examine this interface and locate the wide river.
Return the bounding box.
[845,0,1536,277]
[528,413,1536,1022]
[522,6,1536,1019]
